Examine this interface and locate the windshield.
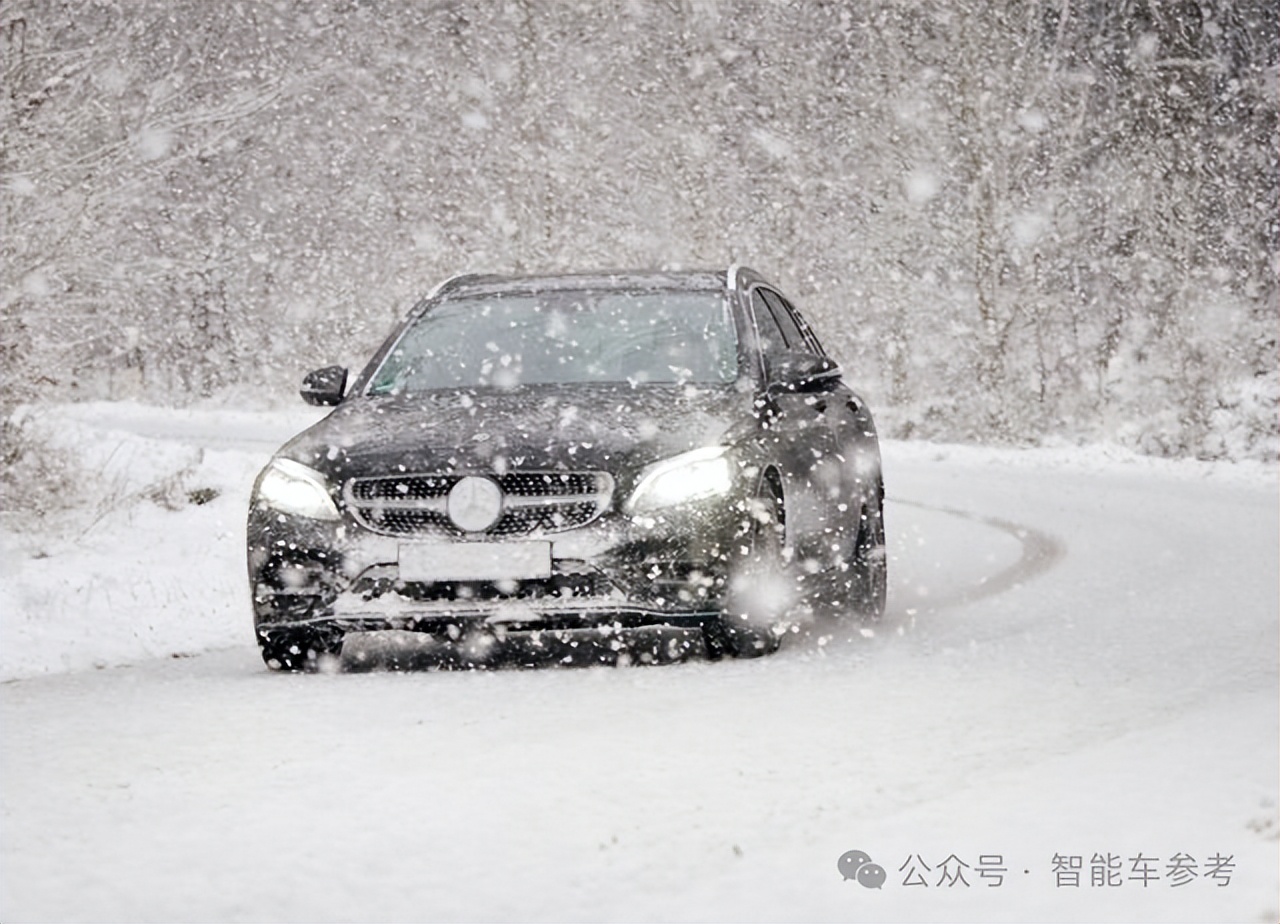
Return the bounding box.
[368,290,738,394]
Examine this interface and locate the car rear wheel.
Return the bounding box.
[707,480,788,659]
[258,627,344,672]
[848,484,887,621]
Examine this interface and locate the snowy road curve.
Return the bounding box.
[2,406,1276,922]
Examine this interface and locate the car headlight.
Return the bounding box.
[626,446,733,515]
[254,458,340,521]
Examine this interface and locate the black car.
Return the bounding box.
[247,267,885,670]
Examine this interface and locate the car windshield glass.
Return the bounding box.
[367,290,738,393]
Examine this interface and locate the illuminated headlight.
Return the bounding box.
[253,458,340,521]
[626,447,733,515]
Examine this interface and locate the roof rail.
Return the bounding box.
[727,264,769,293]
[425,273,501,300]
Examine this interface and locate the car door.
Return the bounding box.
[747,286,845,569]
[762,289,875,560]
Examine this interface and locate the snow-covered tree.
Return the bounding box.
[2,0,1275,460]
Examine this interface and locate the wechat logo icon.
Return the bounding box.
[837,849,887,889]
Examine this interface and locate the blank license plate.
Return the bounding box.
[399,541,552,582]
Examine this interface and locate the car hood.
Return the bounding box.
[278,383,753,484]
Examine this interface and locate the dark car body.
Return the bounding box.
[247,267,885,669]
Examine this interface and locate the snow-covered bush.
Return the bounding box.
[0,415,84,527]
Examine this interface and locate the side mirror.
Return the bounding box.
[766,352,841,394]
[300,365,348,406]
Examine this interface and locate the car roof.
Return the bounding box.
[431,268,754,302]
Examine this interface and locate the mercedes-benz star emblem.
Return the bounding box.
[447,476,504,533]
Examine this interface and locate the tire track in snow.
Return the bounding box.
[889,498,1065,610]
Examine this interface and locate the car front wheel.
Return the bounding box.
[707,480,789,659]
[258,627,344,672]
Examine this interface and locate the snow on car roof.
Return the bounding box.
[435,269,729,301]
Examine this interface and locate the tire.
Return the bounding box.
[708,479,788,658]
[848,485,887,621]
[258,628,344,672]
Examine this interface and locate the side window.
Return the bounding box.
[751,289,787,357]
[760,289,805,351]
[764,289,826,355]
[792,306,826,355]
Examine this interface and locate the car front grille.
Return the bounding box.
[342,471,614,537]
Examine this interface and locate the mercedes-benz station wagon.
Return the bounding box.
[247,267,884,670]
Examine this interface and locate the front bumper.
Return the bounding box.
[247,497,748,640]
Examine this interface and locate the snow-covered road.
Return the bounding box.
[1,405,1276,922]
